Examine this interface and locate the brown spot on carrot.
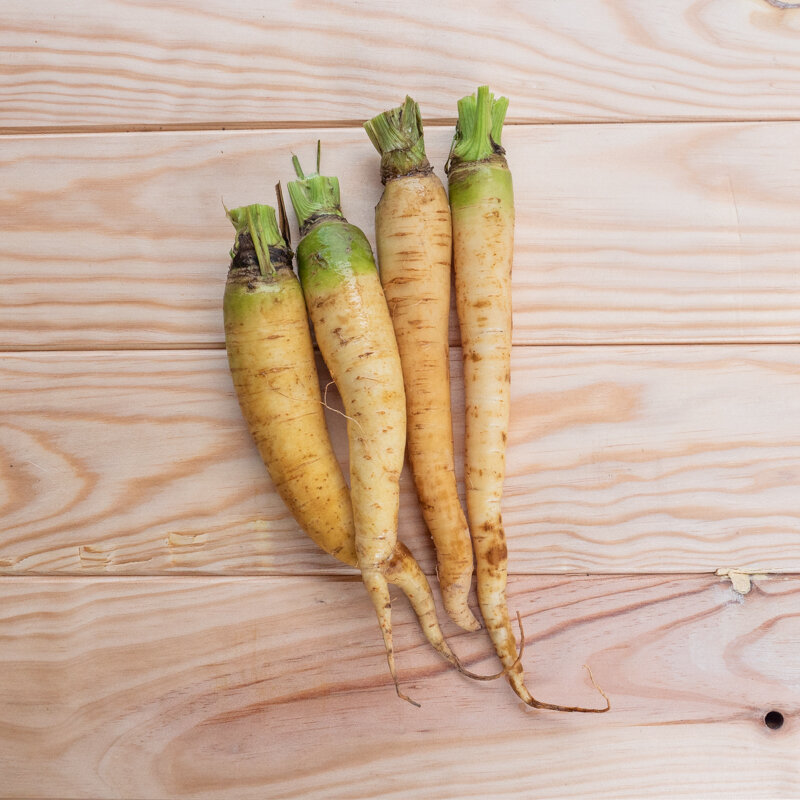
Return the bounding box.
[485,542,507,567]
[469,350,482,362]
[473,299,491,308]
[313,294,337,308]
[332,327,354,346]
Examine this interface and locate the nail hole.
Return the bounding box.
[764,710,784,730]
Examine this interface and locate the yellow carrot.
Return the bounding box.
[364,97,479,632]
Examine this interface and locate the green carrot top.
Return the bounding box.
[363,95,432,183]
[447,85,509,170]
[287,143,345,234]
[227,203,291,277]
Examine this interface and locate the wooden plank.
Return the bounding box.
[1,574,797,799]
[3,0,800,131]
[2,122,800,350]
[4,346,800,576]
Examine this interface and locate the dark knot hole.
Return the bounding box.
[764,710,784,730]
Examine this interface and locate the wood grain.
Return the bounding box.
[3,0,800,131]
[1,573,798,799]
[4,346,800,576]
[5,3,800,796]
[2,122,800,350]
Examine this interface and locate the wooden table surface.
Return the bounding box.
[2,1,800,798]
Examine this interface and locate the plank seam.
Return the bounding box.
[3,116,800,138]
[0,572,798,580]
[5,341,800,355]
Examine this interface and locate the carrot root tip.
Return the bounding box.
[395,683,421,708]
[511,610,610,713]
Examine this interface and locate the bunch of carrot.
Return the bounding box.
[223,87,608,713]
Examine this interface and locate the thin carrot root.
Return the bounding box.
[397,688,422,708]
[456,659,515,682]
[456,611,526,681]
[384,543,503,682]
[524,673,611,713]
[512,608,610,713]
[365,570,420,707]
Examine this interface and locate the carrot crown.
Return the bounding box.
[447,85,509,169]
[227,203,289,277]
[363,95,431,183]
[287,143,345,234]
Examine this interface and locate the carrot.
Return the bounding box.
[286,150,424,704]
[286,148,435,702]
[364,96,480,633]
[447,87,609,712]
[223,200,490,689]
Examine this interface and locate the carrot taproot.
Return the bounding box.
[222,201,491,689]
[364,97,480,632]
[447,87,609,712]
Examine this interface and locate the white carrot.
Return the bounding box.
[448,87,609,712]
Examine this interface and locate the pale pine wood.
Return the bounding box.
[3,0,800,131]
[2,122,800,349]
[0,574,797,799]
[4,3,800,798]
[5,346,800,576]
